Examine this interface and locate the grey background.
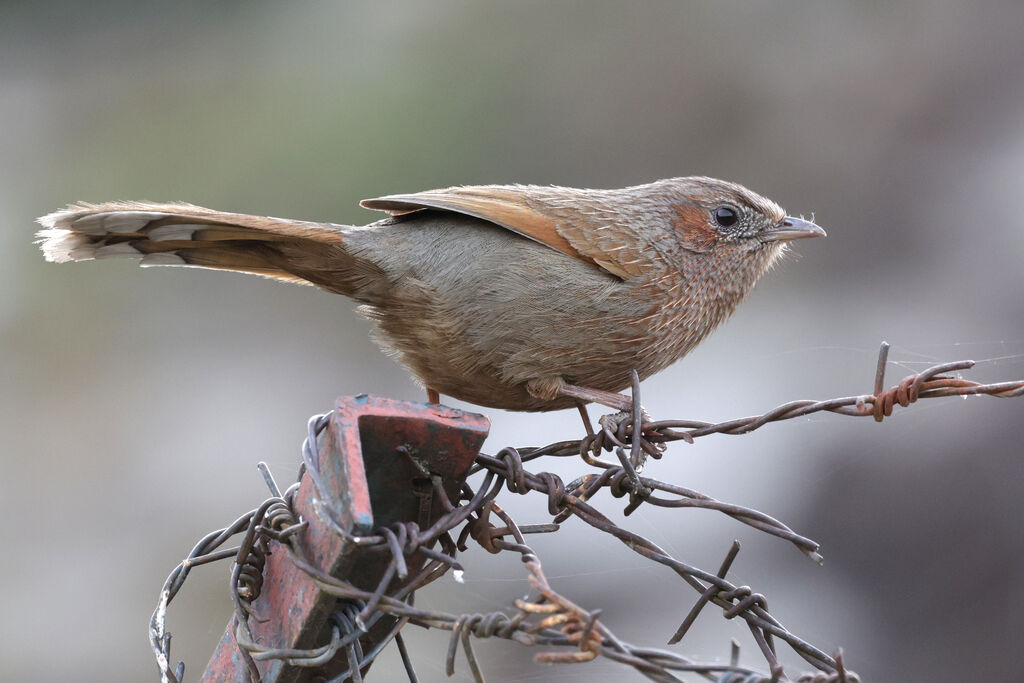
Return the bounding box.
[2,2,1023,681]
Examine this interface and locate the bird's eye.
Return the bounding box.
[714,206,740,228]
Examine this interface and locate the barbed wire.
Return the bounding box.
[492,342,1024,463]
[151,341,1024,682]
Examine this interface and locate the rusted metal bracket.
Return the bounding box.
[201,395,490,682]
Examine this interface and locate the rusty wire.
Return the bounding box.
[151,342,1024,682]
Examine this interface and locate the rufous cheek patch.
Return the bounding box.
[673,205,718,252]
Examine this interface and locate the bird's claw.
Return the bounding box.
[597,407,666,459]
[598,407,651,442]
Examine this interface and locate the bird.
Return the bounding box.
[36,177,824,412]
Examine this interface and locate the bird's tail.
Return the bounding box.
[36,201,380,296]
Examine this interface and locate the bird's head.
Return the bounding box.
[661,176,825,258]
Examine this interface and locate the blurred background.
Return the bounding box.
[3,1,1024,681]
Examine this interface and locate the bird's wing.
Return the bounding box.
[360,185,643,280]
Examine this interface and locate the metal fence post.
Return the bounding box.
[201,395,489,682]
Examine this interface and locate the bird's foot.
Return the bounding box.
[597,408,652,437]
[547,374,667,466]
[595,408,664,460]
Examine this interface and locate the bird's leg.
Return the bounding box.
[427,388,440,404]
[576,403,595,436]
[575,401,622,467]
[557,382,634,411]
[564,377,661,460]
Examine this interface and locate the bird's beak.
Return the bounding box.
[761,216,826,242]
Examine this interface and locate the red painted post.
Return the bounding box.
[202,396,489,682]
